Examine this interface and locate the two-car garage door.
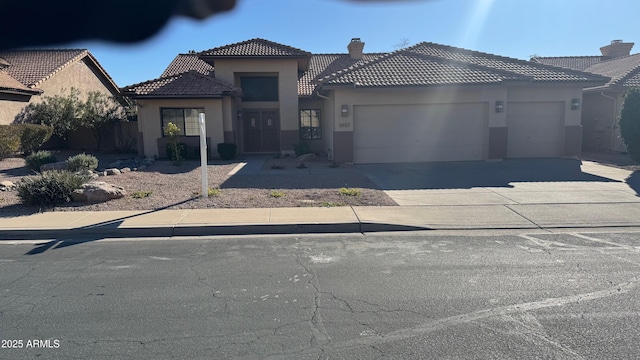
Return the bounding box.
[353,103,488,163]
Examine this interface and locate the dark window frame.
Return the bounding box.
[240,76,279,102]
[160,108,205,137]
[299,109,322,140]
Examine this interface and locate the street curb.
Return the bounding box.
[3,222,640,241]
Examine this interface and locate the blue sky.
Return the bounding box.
[64,0,640,87]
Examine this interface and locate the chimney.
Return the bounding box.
[600,40,634,58]
[348,38,364,60]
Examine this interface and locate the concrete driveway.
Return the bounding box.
[357,158,640,206]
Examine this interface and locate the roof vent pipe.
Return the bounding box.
[348,38,365,60]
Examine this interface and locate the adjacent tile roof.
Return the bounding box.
[299,53,383,96]
[0,49,120,94]
[530,56,605,71]
[583,53,640,88]
[319,51,528,88]
[0,71,42,95]
[319,42,608,88]
[199,38,311,58]
[161,54,214,78]
[121,70,241,98]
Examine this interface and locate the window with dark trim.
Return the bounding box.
[161,108,204,136]
[300,109,321,140]
[241,76,278,102]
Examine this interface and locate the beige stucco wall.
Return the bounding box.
[136,98,226,158]
[0,58,117,125]
[213,58,300,152]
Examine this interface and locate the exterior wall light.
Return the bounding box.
[571,99,581,110]
[495,101,504,113]
[237,110,242,120]
[341,105,349,117]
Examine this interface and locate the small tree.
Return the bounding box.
[81,91,127,151]
[163,122,182,165]
[619,88,640,163]
[15,88,83,141]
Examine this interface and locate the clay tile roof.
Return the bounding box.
[405,42,608,83]
[0,71,43,95]
[199,38,311,57]
[121,70,241,98]
[584,53,640,88]
[530,56,606,71]
[299,53,384,96]
[320,51,527,88]
[0,49,89,87]
[161,53,214,78]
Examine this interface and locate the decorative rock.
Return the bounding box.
[40,161,68,171]
[105,168,121,175]
[0,180,15,191]
[71,182,127,202]
[297,153,317,162]
[120,167,131,173]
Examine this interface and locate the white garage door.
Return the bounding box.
[353,103,488,163]
[507,102,564,158]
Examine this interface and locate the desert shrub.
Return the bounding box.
[0,125,21,160]
[67,153,98,172]
[294,141,312,156]
[15,124,53,154]
[208,188,221,196]
[17,170,90,206]
[166,142,187,162]
[620,88,640,163]
[270,190,285,198]
[25,150,58,170]
[131,190,153,199]
[217,143,237,160]
[339,187,361,197]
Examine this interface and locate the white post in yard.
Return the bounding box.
[199,113,208,198]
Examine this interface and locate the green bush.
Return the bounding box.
[17,170,90,206]
[217,143,237,160]
[25,150,58,171]
[0,125,21,160]
[339,187,361,197]
[15,124,53,155]
[166,142,187,162]
[67,153,98,172]
[620,88,640,163]
[294,141,312,156]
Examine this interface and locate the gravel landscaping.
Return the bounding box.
[0,151,397,214]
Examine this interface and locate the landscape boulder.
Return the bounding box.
[0,180,15,191]
[71,182,127,202]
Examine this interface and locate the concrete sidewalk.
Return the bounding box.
[3,202,640,240]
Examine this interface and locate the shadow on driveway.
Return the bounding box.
[357,158,622,190]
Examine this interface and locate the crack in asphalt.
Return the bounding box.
[295,254,331,349]
[269,275,640,358]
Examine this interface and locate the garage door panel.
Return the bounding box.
[507,102,564,158]
[353,103,487,163]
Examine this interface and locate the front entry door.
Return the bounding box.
[243,110,280,152]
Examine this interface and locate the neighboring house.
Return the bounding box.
[0,49,126,150]
[532,40,640,152]
[122,38,608,163]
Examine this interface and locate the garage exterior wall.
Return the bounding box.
[321,84,586,163]
[136,98,226,158]
[328,86,506,163]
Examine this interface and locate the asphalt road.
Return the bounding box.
[1,230,640,359]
